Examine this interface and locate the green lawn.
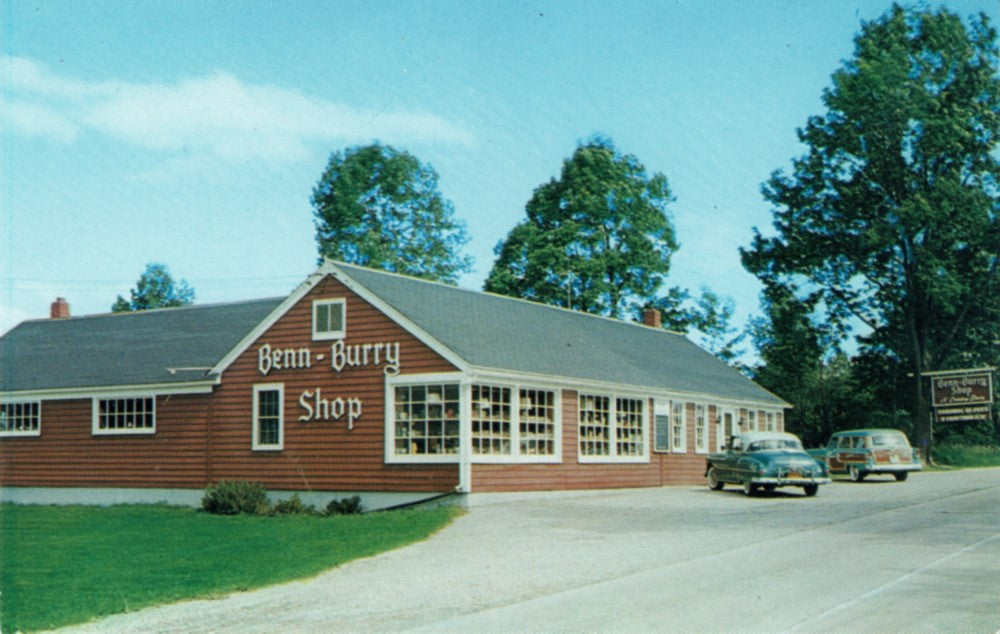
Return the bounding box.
[0,503,459,632]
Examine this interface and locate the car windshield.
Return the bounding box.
[747,439,802,452]
[870,433,908,448]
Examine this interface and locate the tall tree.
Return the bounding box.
[741,5,1000,460]
[485,137,678,319]
[112,263,195,312]
[312,143,472,284]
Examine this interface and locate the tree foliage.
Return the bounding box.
[311,143,472,284]
[485,137,678,320]
[112,263,194,312]
[742,5,1000,457]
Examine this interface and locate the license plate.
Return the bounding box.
[787,471,802,479]
[890,455,899,463]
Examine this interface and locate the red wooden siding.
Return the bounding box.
[0,394,212,488]
[207,276,460,492]
[471,393,713,492]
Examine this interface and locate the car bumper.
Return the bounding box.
[865,463,922,474]
[751,476,831,486]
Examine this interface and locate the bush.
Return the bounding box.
[202,481,269,515]
[271,494,317,516]
[326,495,364,515]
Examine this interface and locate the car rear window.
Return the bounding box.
[870,433,908,448]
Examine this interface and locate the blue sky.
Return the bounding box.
[3,1,997,349]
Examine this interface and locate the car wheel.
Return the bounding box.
[803,484,819,497]
[894,471,908,482]
[763,484,776,493]
[707,467,724,491]
[742,480,757,496]
[849,465,866,482]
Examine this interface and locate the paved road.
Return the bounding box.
[61,468,1000,633]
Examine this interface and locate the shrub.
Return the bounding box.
[326,495,364,515]
[271,494,317,516]
[202,481,269,515]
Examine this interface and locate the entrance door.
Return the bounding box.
[717,409,736,451]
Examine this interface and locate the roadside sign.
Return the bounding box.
[928,370,994,423]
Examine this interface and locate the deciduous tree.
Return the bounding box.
[312,143,472,283]
[112,263,195,312]
[741,5,1000,459]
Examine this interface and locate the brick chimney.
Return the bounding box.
[50,297,70,319]
[643,307,661,329]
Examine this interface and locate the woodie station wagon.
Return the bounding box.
[808,429,922,482]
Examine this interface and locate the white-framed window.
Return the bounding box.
[93,397,155,435]
[579,393,647,462]
[0,401,41,437]
[253,383,284,450]
[765,411,776,432]
[518,388,557,457]
[393,383,461,456]
[387,378,560,464]
[694,404,708,454]
[312,298,345,340]
[472,384,512,456]
[671,400,686,453]
[747,410,757,432]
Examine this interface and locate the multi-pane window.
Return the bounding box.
[579,394,611,456]
[519,388,556,456]
[312,298,345,340]
[579,394,646,461]
[671,401,686,452]
[94,397,154,434]
[0,401,40,436]
[695,404,707,453]
[747,410,757,432]
[472,385,512,455]
[615,397,644,457]
[765,412,776,431]
[253,384,284,450]
[394,383,460,455]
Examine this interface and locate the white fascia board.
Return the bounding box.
[465,365,790,410]
[328,264,472,374]
[210,267,329,377]
[0,379,217,401]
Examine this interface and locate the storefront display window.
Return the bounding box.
[393,383,460,455]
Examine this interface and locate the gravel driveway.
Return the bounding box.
[57,468,1000,633]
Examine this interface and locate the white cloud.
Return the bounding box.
[2,57,474,161]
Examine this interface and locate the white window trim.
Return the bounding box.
[311,298,346,341]
[92,395,156,436]
[384,377,562,465]
[578,392,649,464]
[670,400,687,454]
[694,403,709,455]
[0,400,41,437]
[252,383,284,451]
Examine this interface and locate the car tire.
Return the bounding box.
[849,465,866,482]
[803,484,819,497]
[894,472,908,482]
[742,481,757,496]
[707,467,724,491]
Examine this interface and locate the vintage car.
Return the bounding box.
[808,429,922,482]
[705,431,830,496]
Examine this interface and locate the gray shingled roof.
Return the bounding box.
[335,263,786,406]
[0,298,283,392]
[1,264,786,407]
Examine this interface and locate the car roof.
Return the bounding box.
[831,429,906,436]
[734,432,802,443]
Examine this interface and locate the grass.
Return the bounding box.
[932,444,1000,468]
[0,503,460,632]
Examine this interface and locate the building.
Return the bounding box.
[0,261,788,508]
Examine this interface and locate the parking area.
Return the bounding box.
[62,468,1000,633]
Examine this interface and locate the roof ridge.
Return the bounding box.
[329,260,688,338]
[13,296,286,326]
